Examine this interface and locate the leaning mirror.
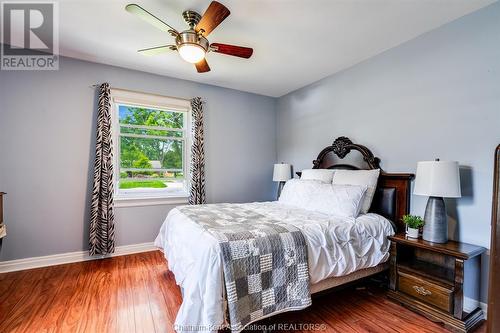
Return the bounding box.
[488,145,500,333]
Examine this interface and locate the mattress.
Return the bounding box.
[154,201,395,331]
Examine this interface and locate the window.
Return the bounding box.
[110,89,191,205]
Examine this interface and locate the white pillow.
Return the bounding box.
[332,169,380,214]
[300,169,335,183]
[279,179,367,218]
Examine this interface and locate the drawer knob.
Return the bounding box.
[413,285,432,296]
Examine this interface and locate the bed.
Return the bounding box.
[155,136,414,332]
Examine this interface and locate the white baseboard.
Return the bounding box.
[464,296,488,317]
[0,242,157,273]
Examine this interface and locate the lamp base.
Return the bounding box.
[277,181,285,200]
[422,196,448,243]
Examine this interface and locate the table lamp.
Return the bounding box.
[273,163,291,200]
[414,159,461,243]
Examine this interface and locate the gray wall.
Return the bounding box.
[0,56,276,261]
[276,2,500,302]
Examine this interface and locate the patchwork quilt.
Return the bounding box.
[178,203,312,332]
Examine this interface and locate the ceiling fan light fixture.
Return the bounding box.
[126,2,253,73]
[178,44,206,63]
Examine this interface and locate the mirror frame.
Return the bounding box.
[487,145,500,332]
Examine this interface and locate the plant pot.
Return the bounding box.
[406,227,419,239]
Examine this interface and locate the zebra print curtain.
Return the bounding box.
[189,97,206,205]
[89,83,115,255]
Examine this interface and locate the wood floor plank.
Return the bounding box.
[15,264,72,333]
[129,253,157,333]
[0,251,487,333]
[115,255,137,333]
[45,262,84,333]
[1,264,64,332]
[56,261,94,333]
[0,269,39,318]
[138,253,171,333]
[74,259,105,333]
[150,252,182,332]
[90,258,117,332]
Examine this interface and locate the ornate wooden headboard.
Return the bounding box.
[296,137,414,233]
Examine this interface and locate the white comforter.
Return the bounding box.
[154,201,394,331]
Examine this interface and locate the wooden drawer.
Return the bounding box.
[398,271,453,313]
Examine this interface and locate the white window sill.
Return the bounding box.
[114,195,189,208]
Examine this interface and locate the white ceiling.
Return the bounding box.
[6,0,497,97]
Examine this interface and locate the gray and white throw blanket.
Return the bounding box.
[178,203,312,332]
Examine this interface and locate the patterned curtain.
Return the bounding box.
[89,83,115,255]
[189,97,206,205]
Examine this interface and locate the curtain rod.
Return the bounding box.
[88,84,194,103]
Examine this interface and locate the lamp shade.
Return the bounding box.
[273,163,291,182]
[414,160,461,198]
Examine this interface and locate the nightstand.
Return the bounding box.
[387,234,486,333]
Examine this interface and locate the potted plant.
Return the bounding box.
[402,214,425,239]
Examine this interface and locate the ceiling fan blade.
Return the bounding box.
[195,1,230,36]
[125,4,178,35]
[138,45,176,56]
[210,43,253,59]
[195,58,210,73]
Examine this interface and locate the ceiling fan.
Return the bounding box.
[125,1,253,73]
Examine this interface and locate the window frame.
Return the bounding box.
[109,88,192,207]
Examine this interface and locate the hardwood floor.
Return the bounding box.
[0,251,486,333]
